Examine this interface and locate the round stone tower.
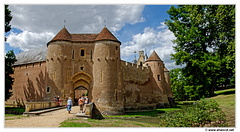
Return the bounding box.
[46,27,72,99]
[92,27,124,115]
[145,51,169,104]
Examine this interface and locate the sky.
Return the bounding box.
[2,1,239,132]
[4,4,182,70]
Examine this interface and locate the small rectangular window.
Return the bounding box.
[90,50,92,59]
[46,86,50,93]
[81,49,85,56]
[72,50,75,59]
[157,75,161,81]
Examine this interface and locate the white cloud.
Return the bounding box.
[7,30,54,51]
[121,22,180,70]
[7,5,145,51]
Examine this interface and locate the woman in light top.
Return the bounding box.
[66,97,73,114]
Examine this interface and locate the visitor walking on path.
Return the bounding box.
[66,97,73,114]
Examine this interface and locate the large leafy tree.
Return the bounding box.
[166,5,235,100]
[5,5,16,101]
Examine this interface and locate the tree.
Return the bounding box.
[166,5,235,100]
[170,68,187,101]
[5,5,16,101]
[5,50,17,101]
[5,5,12,33]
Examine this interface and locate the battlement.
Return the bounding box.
[121,60,149,70]
[121,60,150,85]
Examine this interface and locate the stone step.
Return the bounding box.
[23,106,66,116]
[75,112,91,118]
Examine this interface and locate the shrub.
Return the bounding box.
[159,99,227,127]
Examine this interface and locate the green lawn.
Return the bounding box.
[5,107,25,114]
[5,89,234,127]
[60,89,235,127]
[60,118,159,127]
[211,89,235,127]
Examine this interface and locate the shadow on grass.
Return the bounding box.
[5,107,25,115]
[125,109,165,117]
[214,89,235,96]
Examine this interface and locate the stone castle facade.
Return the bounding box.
[7,27,174,115]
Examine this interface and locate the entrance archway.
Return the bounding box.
[71,72,92,105]
[74,86,88,105]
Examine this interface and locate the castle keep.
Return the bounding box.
[7,27,174,115]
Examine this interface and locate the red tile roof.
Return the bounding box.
[95,27,120,43]
[48,27,120,45]
[51,27,72,41]
[71,34,98,42]
[146,51,162,62]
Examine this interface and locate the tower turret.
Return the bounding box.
[145,51,169,105]
[92,27,124,115]
[137,51,145,66]
[46,27,72,99]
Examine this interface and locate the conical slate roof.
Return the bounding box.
[146,51,162,61]
[95,27,120,43]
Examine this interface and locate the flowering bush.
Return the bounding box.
[159,99,227,127]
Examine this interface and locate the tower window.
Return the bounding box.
[80,49,85,56]
[46,86,50,93]
[90,50,92,59]
[80,67,84,70]
[157,75,161,81]
[72,50,75,59]
[116,46,118,50]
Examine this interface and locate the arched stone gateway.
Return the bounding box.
[71,72,92,104]
[71,72,92,90]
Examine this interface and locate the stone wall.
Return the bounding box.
[121,61,165,111]
[6,62,48,107]
[121,61,150,85]
[25,101,58,112]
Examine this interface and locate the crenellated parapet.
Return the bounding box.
[121,60,150,85]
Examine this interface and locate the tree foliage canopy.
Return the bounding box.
[5,5,16,101]
[166,5,235,100]
[5,5,12,33]
[5,50,17,101]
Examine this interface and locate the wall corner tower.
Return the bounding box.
[145,51,169,105]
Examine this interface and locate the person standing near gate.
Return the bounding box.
[83,96,90,113]
[78,94,85,113]
[66,97,73,114]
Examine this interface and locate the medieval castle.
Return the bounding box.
[7,27,174,115]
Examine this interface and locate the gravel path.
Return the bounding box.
[5,106,80,128]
